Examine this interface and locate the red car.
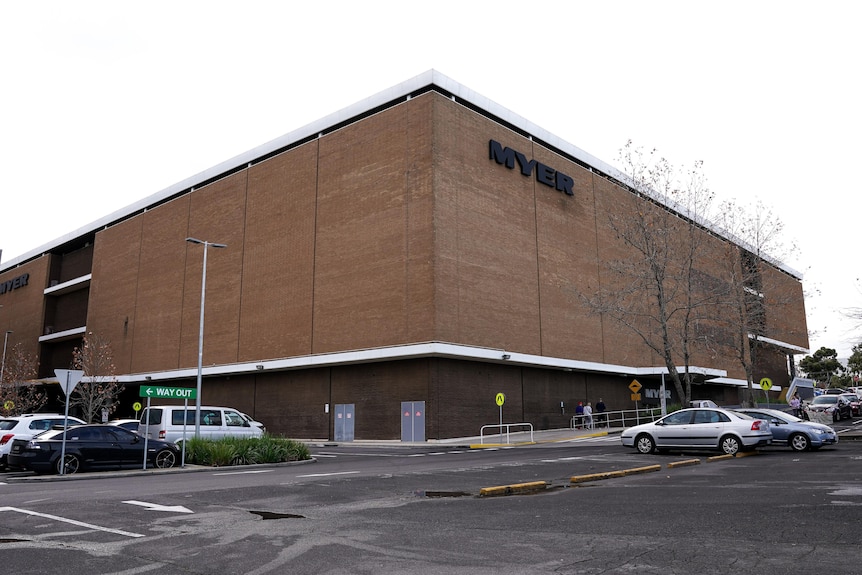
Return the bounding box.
[839,393,861,417]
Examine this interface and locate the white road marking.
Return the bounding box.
[295,471,360,478]
[212,469,274,476]
[122,500,194,513]
[0,506,145,538]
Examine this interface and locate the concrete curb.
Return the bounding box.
[479,480,548,497]
[667,458,701,469]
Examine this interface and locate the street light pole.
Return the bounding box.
[1,330,12,385]
[186,237,227,439]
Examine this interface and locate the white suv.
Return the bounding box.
[0,414,86,470]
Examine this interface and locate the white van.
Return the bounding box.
[139,405,264,445]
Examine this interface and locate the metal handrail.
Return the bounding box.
[571,407,663,430]
[480,422,534,444]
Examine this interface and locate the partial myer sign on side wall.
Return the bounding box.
[0,273,29,296]
[489,139,574,196]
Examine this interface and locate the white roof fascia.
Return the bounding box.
[749,333,810,355]
[113,341,727,384]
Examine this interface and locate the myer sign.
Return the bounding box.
[489,140,574,196]
[139,385,197,400]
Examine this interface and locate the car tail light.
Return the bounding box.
[0,433,13,445]
[751,420,764,431]
[159,430,166,439]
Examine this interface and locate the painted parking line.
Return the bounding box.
[0,506,144,538]
[295,471,361,478]
[212,469,274,476]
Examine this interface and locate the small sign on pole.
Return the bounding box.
[54,369,84,476]
[496,393,505,443]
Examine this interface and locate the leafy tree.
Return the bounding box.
[70,333,123,423]
[583,141,716,405]
[844,342,862,383]
[0,342,46,416]
[798,347,844,387]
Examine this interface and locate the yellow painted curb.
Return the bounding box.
[622,464,662,476]
[469,442,537,449]
[707,454,734,462]
[479,480,547,497]
[734,450,759,458]
[538,430,609,444]
[570,470,626,483]
[667,459,701,468]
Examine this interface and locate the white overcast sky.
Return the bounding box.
[1,1,859,357]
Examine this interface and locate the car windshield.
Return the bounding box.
[812,396,837,405]
[0,419,17,430]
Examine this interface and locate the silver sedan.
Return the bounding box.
[620,408,772,455]
[734,408,837,451]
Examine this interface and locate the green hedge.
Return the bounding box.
[183,435,311,466]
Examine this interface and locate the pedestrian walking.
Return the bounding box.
[575,401,584,428]
[583,402,594,430]
[596,398,607,427]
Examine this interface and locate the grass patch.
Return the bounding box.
[184,435,311,466]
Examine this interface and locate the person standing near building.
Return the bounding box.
[583,402,593,430]
[575,401,584,428]
[789,393,801,418]
[595,398,607,427]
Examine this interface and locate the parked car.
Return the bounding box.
[734,408,837,451]
[8,424,179,475]
[139,405,264,446]
[838,393,861,417]
[620,408,772,455]
[822,388,846,395]
[808,394,852,421]
[238,411,266,433]
[0,413,86,471]
[689,400,719,408]
[108,419,141,432]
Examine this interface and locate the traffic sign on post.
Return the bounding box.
[139,386,197,400]
[629,379,642,394]
[55,369,85,397]
[759,378,772,392]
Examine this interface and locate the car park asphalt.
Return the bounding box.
[4,418,861,483]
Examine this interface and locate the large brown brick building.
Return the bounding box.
[0,71,809,440]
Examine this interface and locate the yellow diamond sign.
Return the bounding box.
[629,379,642,394]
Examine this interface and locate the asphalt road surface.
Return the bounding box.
[2,432,861,574]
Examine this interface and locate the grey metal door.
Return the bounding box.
[334,404,355,442]
[400,401,425,442]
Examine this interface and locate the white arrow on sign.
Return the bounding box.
[122,500,194,514]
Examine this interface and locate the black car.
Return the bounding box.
[8,424,179,474]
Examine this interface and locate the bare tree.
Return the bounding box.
[70,333,123,423]
[714,199,800,406]
[0,342,46,416]
[585,141,717,404]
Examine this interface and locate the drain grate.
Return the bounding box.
[250,511,305,520]
[1,538,30,543]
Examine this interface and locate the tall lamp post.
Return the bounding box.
[186,237,227,438]
[1,330,12,385]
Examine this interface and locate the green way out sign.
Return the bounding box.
[139,385,197,400]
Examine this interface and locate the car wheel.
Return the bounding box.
[57,454,80,475]
[719,435,740,455]
[788,433,810,452]
[154,449,177,469]
[635,434,656,454]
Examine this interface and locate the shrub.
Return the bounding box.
[183,435,310,466]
